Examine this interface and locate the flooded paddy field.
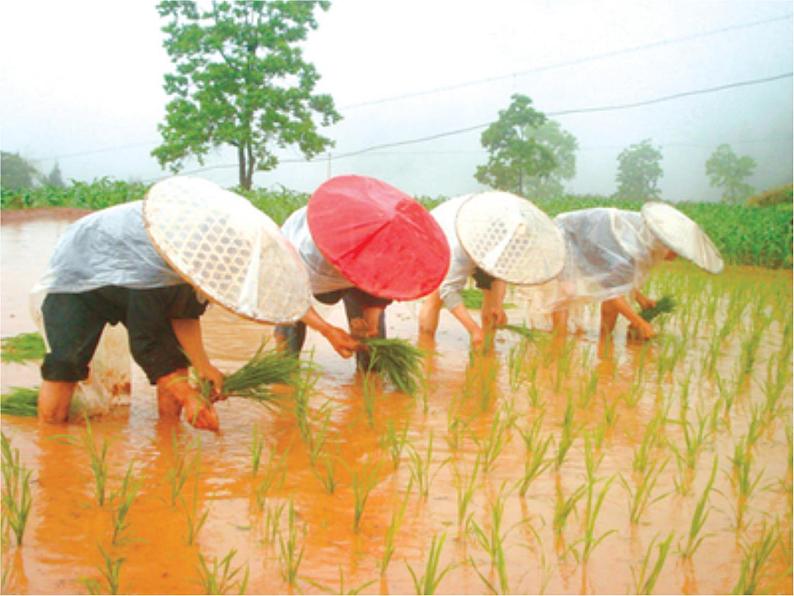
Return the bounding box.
[1,210,792,594]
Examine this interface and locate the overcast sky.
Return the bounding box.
[1,0,791,200]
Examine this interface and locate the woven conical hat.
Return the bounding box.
[456,192,565,284]
[307,175,450,300]
[143,176,311,323]
[641,202,724,273]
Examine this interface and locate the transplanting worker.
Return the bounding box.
[275,174,450,367]
[530,202,724,344]
[419,191,565,348]
[33,176,355,431]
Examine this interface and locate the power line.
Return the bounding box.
[340,13,793,110]
[169,72,792,177]
[327,72,793,160]
[25,13,791,165]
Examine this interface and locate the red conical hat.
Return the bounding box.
[307,175,450,300]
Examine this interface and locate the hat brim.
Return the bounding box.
[456,192,566,285]
[641,202,724,274]
[307,175,450,300]
[143,176,311,324]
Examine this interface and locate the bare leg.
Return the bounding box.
[598,299,620,357]
[37,380,77,423]
[418,291,443,342]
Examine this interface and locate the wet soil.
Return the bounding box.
[1,210,791,594]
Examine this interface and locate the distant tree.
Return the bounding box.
[522,119,578,200]
[705,144,756,204]
[153,1,341,190]
[614,139,663,200]
[475,94,556,196]
[45,162,65,187]
[1,152,40,190]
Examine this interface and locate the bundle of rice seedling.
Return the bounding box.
[361,338,425,397]
[200,344,306,409]
[498,323,540,340]
[1,387,39,417]
[1,332,46,364]
[639,295,676,322]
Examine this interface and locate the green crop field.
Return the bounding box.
[2,180,791,268]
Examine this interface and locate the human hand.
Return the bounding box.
[197,363,226,402]
[482,306,508,328]
[349,317,377,339]
[470,327,485,350]
[629,319,657,341]
[180,391,220,431]
[324,326,359,358]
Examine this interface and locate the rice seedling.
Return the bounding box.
[577,369,599,409]
[474,409,513,474]
[631,532,674,595]
[728,434,764,530]
[555,392,577,470]
[405,532,453,595]
[349,458,382,532]
[639,295,676,322]
[507,338,530,392]
[620,458,669,526]
[0,433,32,546]
[380,419,410,470]
[0,331,45,363]
[454,455,480,528]
[679,456,718,559]
[249,426,264,476]
[516,415,552,498]
[731,522,780,594]
[308,401,333,464]
[306,565,376,595]
[183,479,208,545]
[570,435,615,564]
[498,322,539,340]
[553,483,585,544]
[278,500,305,587]
[261,501,286,546]
[292,366,319,447]
[631,410,665,474]
[362,338,425,397]
[467,486,514,594]
[407,431,447,498]
[254,447,289,510]
[361,371,378,429]
[111,461,140,545]
[0,386,39,417]
[196,548,249,595]
[311,453,337,495]
[380,484,411,575]
[166,433,201,507]
[81,544,124,595]
[219,342,304,407]
[445,412,467,452]
[553,339,575,393]
[79,418,110,507]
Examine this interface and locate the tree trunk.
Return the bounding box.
[237,146,247,190]
[245,142,255,190]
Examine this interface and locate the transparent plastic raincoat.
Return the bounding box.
[527,207,670,313]
[429,195,479,310]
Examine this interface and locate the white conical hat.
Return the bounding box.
[456,192,566,284]
[143,176,311,324]
[641,202,724,274]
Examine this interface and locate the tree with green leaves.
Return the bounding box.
[475,94,556,196]
[1,152,40,190]
[153,1,341,190]
[614,139,663,201]
[705,144,756,204]
[522,119,578,200]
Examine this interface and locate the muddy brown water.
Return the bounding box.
[1,209,791,594]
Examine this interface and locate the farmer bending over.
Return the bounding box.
[34,176,355,431]
[419,192,565,349]
[531,203,723,346]
[275,175,449,368]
